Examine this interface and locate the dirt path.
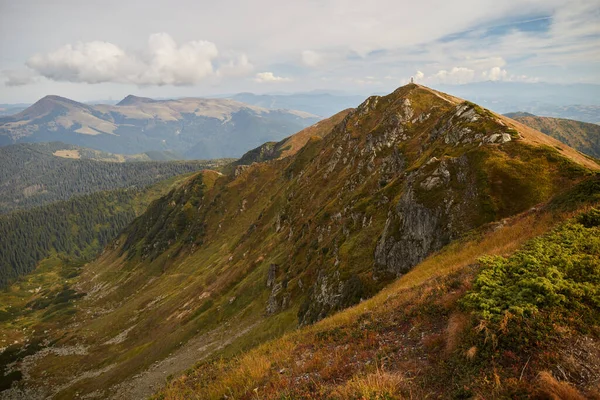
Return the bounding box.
[106,321,259,400]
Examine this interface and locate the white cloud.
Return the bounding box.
[26,33,219,86]
[415,71,424,81]
[301,50,322,67]
[483,66,508,81]
[431,67,475,84]
[254,72,292,83]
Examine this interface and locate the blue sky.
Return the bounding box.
[0,0,599,102]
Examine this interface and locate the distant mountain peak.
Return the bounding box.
[117,95,157,106]
[11,95,89,121]
[504,111,537,118]
[36,94,83,107]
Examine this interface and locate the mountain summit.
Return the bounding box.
[116,94,157,106]
[2,84,597,399]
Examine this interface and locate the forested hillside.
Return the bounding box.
[0,173,195,288]
[504,112,600,158]
[0,143,230,213]
[27,142,185,162]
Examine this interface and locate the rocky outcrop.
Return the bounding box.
[266,264,278,287]
[432,103,513,146]
[298,272,367,325]
[374,185,448,275]
[374,155,478,276]
[265,263,291,315]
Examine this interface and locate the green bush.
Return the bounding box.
[462,209,600,322]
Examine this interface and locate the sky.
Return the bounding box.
[1,0,599,103]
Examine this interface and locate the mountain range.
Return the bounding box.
[0,95,319,159]
[1,83,598,399]
[505,112,600,158]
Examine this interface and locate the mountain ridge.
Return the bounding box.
[1,84,597,399]
[504,112,600,159]
[0,95,320,158]
[116,94,157,106]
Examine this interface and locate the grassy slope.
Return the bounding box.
[0,173,200,366]
[2,84,598,399]
[507,114,600,159]
[156,175,600,399]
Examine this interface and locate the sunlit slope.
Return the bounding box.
[157,175,600,399]
[2,84,597,399]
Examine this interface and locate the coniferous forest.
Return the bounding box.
[0,143,229,213]
[0,166,200,289]
[0,189,140,287]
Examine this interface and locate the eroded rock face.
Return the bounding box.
[374,155,478,276]
[266,263,278,288]
[265,264,291,315]
[374,185,447,275]
[298,271,367,325]
[266,282,284,314]
[432,103,513,146]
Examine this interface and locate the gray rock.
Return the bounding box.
[374,185,448,275]
[266,264,278,288]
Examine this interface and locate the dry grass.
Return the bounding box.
[158,203,583,399]
[52,149,81,159]
[497,114,600,171]
[332,367,408,400]
[537,371,586,400]
[445,313,470,355]
[466,346,478,360]
[278,109,352,158]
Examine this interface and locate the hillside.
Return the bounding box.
[0,95,320,158]
[0,173,195,288]
[1,84,598,399]
[505,112,600,158]
[39,142,186,162]
[158,181,600,399]
[0,142,229,213]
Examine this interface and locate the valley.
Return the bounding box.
[0,172,201,288]
[0,84,598,399]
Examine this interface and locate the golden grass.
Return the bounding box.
[497,114,600,171]
[445,312,469,355]
[278,109,351,158]
[158,202,584,399]
[52,149,81,159]
[332,367,408,400]
[537,371,586,400]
